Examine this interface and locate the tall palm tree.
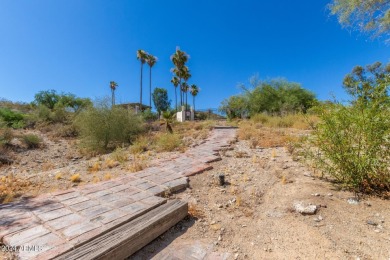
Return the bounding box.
[170,76,179,112]
[146,54,157,109]
[190,84,199,112]
[137,50,147,110]
[109,81,118,106]
[171,47,189,108]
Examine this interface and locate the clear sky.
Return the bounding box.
[0,0,388,109]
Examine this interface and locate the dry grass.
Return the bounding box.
[110,147,128,163]
[103,173,112,181]
[238,121,298,148]
[104,158,119,169]
[70,173,81,182]
[155,133,181,152]
[0,174,33,204]
[188,203,205,219]
[92,175,100,183]
[130,136,150,154]
[87,162,101,173]
[55,173,62,180]
[128,160,147,172]
[250,113,319,130]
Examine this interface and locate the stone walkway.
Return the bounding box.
[0,128,236,259]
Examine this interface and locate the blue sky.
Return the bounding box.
[0,0,388,109]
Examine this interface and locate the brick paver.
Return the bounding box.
[0,128,236,259]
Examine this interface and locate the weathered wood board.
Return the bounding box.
[54,200,188,260]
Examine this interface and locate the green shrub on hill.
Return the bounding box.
[75,103,144,152]
[0,108,25,128]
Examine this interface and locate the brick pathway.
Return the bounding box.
[0,128,236,259]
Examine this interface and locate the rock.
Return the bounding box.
[293,201,318,215]
[367,220,378,226]
[312,193,320,197]
[347,198,359,205]
[327,193,333,197]
[218,235,222,241]
[234,253,239,260]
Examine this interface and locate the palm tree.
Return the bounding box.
[182,82,189,111]
[146,54,157,109]
[170,76,179,112]
[190,84,199,112]
[171,47,189,108]
[109,81,118,106]
[136,50,148,110]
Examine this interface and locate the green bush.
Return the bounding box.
[141,109,158,121]
[22,134,42,149]
[310,63,390,195]
[0,108,25,128]
[75,104,144,152]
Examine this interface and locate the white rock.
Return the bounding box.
[293,201,317,215]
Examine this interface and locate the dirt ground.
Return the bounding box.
[132,140,390,260]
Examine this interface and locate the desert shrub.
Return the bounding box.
[75,104,144,152]
[130,136,149,154]
[110,147,128,163]
[53,124,79,137]
[141,109,158,121]
[310,102,390,194]
[22,134,42,149]
[0,127,14,146]
[0,108,25,128]
[310,63,390,195]
[155,133,181,152]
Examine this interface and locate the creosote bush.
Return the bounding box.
[75,103,144,152]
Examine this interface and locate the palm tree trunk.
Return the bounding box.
[193,95,195,112]
[111,89,115,107]
[186,91,188,111]
[175,87,178,112]
[140,63,143,110]
[180,85,182,107]
[149,67,152,109]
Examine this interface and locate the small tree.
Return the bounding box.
[34,90,60,109]
[152,88,171,118]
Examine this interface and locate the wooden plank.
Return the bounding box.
[54,200,188,260]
